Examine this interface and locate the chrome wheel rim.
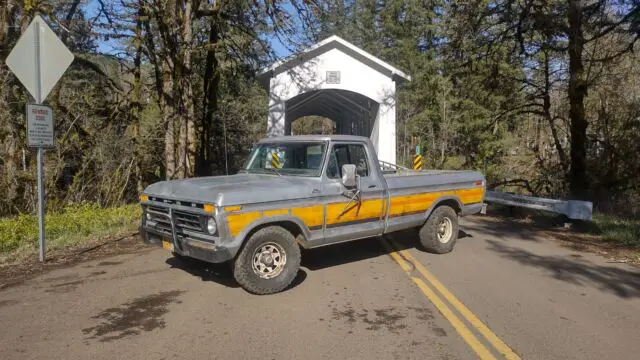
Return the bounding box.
[252,242,287,279]
[437,217,453,243]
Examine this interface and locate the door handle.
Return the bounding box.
[367,185,376,189]
[312,188,321,194]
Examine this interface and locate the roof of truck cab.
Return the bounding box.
[258,135,371,143]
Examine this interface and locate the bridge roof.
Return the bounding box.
[258,35,411,84]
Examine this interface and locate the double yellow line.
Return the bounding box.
[381,238,520,360]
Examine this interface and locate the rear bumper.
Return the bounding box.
[140,221,234,263]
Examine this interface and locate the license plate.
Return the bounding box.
[162,240,174,252]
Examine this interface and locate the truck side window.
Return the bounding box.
[327,144,369,179]
[349,145,369,177]
[327,151,340,178]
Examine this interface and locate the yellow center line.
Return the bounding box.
[385,238,521,360]
[381,240,497,360]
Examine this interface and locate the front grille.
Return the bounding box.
[147,206,170,233]
[174,212,203,231]
[145,205,205,234]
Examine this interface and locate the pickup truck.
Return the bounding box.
[139,135,486,294]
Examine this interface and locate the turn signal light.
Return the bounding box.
[204,203,215,213]
[139,194,149,203]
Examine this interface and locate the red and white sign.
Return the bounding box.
[26,104,54,148]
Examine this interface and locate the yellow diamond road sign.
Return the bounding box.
[6,15,74,103]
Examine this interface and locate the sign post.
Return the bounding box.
[6,15,74,262]
[413,145,423,170]
[28,104,54,261]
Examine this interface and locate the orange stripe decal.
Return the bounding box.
[291,205,324,228]
[263,209,289,217]
[226,211,261,237]
[326,199,384,225]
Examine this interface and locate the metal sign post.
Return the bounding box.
[6,15,74,262]
[34,20,46,262]
[27,104,54,261]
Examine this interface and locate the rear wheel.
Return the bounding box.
[419,205,459,254]
[233,226,301,295]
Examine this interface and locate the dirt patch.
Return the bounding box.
[45,280,86,294]
[0,299,19,308]
[82,290,185,342]
[330,305,443,335]
[0,233,152,292]
[98,261,124,266]
[43,274,81,282]
[360,308,407,332]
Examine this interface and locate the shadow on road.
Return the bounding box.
[163,227,473,290]
[462,216,544,242]
[302,237,392,271]
[165,256,307,293]
[486,239,640,299]
[166,257,239,288]
[302,228,452,271]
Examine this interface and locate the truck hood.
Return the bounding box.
[143,173,321,205]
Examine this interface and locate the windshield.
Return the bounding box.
[243,142,327,177]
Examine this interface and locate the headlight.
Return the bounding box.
[206,217,217,235]
[145,211,151,221]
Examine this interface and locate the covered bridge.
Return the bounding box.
[258,35,411,164]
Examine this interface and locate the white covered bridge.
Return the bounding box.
[258,35,411,164]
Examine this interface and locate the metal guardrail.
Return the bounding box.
[484,190,593,221]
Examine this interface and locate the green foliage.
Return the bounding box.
[0,203,141,256]
[584,214,640,248]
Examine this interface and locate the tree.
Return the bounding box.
[499,0,639,199]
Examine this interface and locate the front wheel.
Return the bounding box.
[233,226,301,295]
[419,205,459,254]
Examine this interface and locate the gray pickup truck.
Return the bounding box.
[139,135,485,294]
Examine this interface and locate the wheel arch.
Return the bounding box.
[236,215,310,253]
[424,196,463,222]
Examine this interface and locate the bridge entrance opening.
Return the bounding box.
[287,89,378,137]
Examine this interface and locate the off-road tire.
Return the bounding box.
[233,226,301,295]
[419,205,459,254]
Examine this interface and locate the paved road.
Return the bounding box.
[1,216,639,359]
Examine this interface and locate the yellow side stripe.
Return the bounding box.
[225,186,483,237]
[263,209,289,217]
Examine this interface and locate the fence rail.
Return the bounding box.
[484,190,593,221]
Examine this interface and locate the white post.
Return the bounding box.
[373,101,397,164]
[34,18,46,262]
[267,97,286,137]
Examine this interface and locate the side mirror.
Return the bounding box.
[341,164,357,188]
